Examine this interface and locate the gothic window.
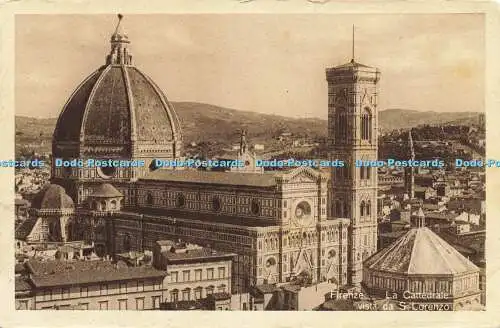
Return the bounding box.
[367,201,371,215]
[123,233,131,252]
[335,108,348,142]
[343,202,349,217]
[361,107,372,141]
[360,201,366,216]
[212,196,222,212]
[146,193,153,206]
[251,199,260,215]
[360,167,371,180]
[176,193,186,208]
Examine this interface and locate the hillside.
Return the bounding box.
[15,102,483,156]
[378,109,482,131]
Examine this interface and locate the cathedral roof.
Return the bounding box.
[53,15,182,152]
[364,227,479,276]
[30,184,74,210]
[91,183,123,198]
[142,170,278,188]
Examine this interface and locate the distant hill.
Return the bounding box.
[15,102,483,154]
[378,108,482,132]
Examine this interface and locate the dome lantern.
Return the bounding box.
[106,14,133,66]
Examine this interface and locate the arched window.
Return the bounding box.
[367,201,371,215]
[335,108,348,142]
[360,201,366,216]
[146,193,153,206]
[361,108,372,141]
[343,166,350,180]
[100,201,106,211]
[123,233,131,252]
[110,200,117,210]
[176,193,186,208]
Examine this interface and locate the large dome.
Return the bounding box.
[52,15,182,158]
[54,65,182,144]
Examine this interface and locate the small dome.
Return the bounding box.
[91,183,123,198]
[31,184,74,210]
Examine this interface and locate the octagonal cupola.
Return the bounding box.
[87,183,124,212]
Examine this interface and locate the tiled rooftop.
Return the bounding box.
[162,247,235,264]
[26,260,167,288]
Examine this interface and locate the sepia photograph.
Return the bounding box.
[12,12,487,313]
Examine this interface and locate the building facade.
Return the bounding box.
[17,260,167,310]
[107,167,348,293]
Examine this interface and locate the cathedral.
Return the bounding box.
[30,16,382,296]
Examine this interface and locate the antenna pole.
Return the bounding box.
[352,24,355,62]
[115,13,123,34]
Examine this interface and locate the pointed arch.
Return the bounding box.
[343,202,349,218]
[335,107,348,142]
[335,200,341,217]
[360,200,366,216]
[123,233,131,252]
[361,107,372,141]
[146,192,153,205]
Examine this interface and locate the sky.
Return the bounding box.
[15,14,484,119]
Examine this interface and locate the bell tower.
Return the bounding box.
[326,27,380,287]
[404,130,416,199]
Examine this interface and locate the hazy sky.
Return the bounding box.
[15,14,484,119]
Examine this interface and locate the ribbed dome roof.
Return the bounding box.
[31,184,75,210]
[54,65,182,146]
[53,15,182,154]
[364,227,478,275]
[91,183,123,198]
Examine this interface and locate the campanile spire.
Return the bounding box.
[106,14,133,65]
